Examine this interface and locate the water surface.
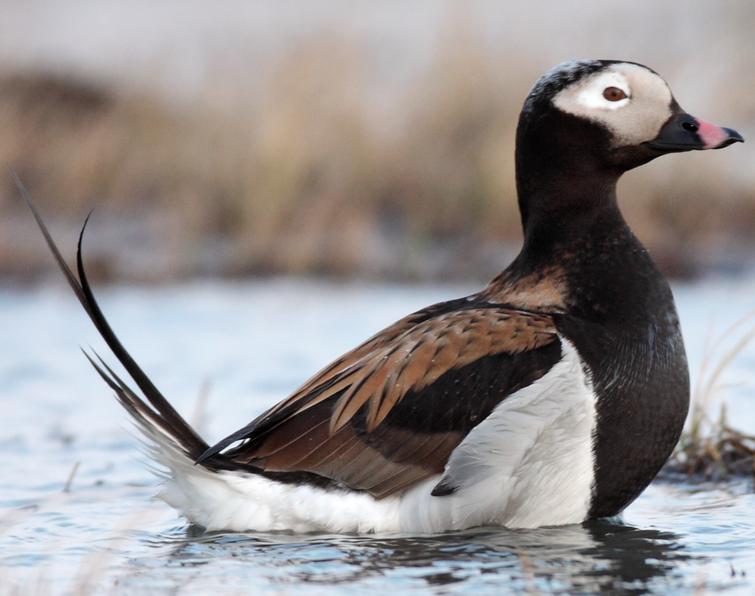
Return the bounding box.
[1,277,753,594]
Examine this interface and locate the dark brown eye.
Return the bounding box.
[602,86,628,101]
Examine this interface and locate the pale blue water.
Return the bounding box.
[0,277,753,594]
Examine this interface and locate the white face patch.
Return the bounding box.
[572,71,631,111]
[553,63,674,147]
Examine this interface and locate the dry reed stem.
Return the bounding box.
[667,312,755,479]
[63,461,81,494]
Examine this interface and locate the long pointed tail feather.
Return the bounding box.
[14,172,211,463]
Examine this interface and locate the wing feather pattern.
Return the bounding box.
[202,304,562,498]
[16,173,563,501]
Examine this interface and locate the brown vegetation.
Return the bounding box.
[1,33,753,283]
[664,315,755,481]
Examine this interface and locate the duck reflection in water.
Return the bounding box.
[160,519,687,592]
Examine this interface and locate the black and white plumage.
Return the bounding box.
[21,59,743,533]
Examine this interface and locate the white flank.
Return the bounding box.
[141,337,597,533]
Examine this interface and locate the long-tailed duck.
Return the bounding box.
[19,59,743,533]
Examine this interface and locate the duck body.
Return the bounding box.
[159,215,687,533]
[23,59,741,533]
[152,223,685,533]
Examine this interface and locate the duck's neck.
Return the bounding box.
[513,104,622,249]
[501,164,670,328]
[516,155,624,261]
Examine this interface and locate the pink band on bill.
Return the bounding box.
[695,119,730,149]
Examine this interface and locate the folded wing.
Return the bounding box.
[15,173,563,501]
[202,302,563,498]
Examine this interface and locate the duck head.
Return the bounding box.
[520,59,743,173]
[515,60,743,233]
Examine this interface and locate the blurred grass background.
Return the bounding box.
[0,0,753,283]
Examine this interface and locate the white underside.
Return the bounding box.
[148,338,597,533]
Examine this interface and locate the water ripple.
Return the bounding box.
[1,279,754,594]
